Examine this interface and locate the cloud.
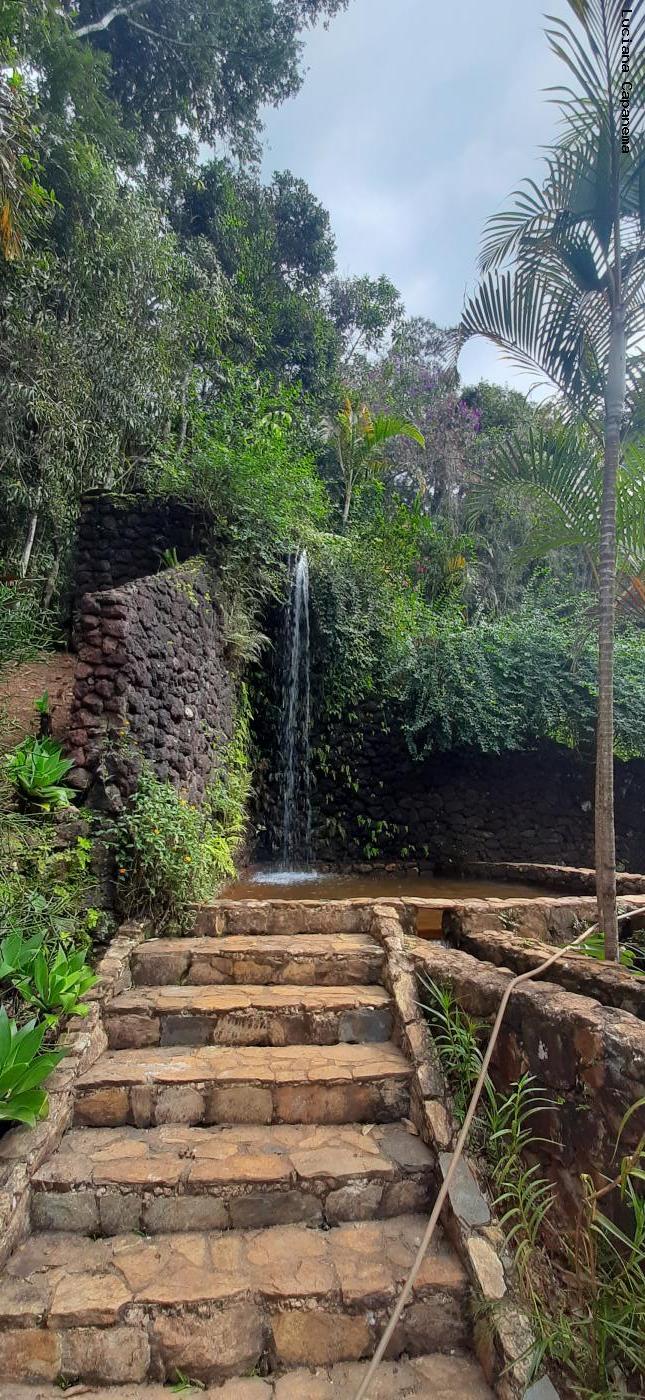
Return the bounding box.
[261,0,572,387]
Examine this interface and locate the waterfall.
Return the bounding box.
[280,549,312,865]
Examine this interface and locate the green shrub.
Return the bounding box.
[0,821,104,959]
[116,768,234,927]
[392,608,645,761]
[4,736,74,809]
[0,1007,65,1127]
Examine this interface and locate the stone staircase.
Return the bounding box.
[0,916,494,1397]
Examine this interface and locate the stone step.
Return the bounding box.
[0,1216,470,1385]
[132,933,384,987]
[105,983,393,1049]
[73,1042,412,1128]
[31,1122,435,1235]
[0,1350,494,1398]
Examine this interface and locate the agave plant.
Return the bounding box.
[0,1007,65,1127]
[15,946,98,1025]
[0,929,43,982]
[4,736,74,810]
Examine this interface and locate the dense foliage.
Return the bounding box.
[2,0,645,794]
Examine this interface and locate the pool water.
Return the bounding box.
[223,866,553,901]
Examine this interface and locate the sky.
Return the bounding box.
[261,0,571,392]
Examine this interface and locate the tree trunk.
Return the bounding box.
[42,539,60,613]
[341,475,352,526]
[596,305,626,959]
[20,504,40,577]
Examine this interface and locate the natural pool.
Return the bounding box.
[223,866,554,901]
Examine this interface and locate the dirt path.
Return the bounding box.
[0,654,76,749]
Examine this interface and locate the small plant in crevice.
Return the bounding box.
[170,1369,206,1394]
[485,1073,556,1289]
[419,975,488,1125]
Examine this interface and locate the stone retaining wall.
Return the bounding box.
[411,941,645,1207]
[68,564,233,806]
[73,492,207,613]
[307,729,645,872]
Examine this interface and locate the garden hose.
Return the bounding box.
[352,906,639,1400]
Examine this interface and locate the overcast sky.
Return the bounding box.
[261,0,571,392]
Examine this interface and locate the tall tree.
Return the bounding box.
[456,0,645,955]
[19,1,350,166]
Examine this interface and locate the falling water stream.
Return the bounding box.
[281,549,312,865]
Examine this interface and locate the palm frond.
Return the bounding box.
[365,414,425,450]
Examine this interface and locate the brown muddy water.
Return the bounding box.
[223,867,554,901]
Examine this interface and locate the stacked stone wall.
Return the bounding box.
[305,727,645,874]
[411,942,645,1209]
[73,491,209,612]
[68,565,233,807]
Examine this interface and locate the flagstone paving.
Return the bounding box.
[0,914,494,1394]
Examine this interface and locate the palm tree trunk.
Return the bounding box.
[341,473,353,526]
[596,305,626,960]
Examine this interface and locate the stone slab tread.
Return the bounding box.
[73,1042,412,1129]
[1,1215,466,1319]
[76,1042,411,1090]
[0,1350,495,1398]
[34,1121,434,1190]
[108,984,391,1014]
[132,934,384,987]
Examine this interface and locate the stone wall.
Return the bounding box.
[411,941,645,1209]
[68,564,233,806]
[73,491,208,614]
[308,725,645,873]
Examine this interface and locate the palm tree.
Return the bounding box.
[456,0,645,957]
[321,394,424,525]
[470,423,645,589]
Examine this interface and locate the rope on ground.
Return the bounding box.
[352,906,639,1400]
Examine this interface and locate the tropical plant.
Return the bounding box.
[13,946,97,1024]
[470,423,644,570]
[456,0,645,957]
[320,394,425,525]
[577,927,643,972]
[0,929,43,982]
[0,1006,65,1126]
[4,737,74,809]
